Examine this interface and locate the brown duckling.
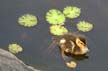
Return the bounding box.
[54,32,89,59]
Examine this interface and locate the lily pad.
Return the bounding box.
[8,43,23,54]
[76,21,93,32]
[63,6,81,19]
[50,25,68,35]
[18,14,38,27]
[46,9,66,25]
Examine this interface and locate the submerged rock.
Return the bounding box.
[0,48,40,71]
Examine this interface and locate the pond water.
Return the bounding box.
[0,0,108,71]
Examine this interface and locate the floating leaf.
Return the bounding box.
[8,43,23,54]
[18,14,38,27]
[46,9,66,25]
[63,6,81,19]
[76,21,93,32]
[50,25,68,35]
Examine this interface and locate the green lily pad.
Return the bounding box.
[76,21,93,32]
[50,25,68,35]
[46,9,66,25]
[18,14,38,27]
[63,6,81,19]
[8,43,23,54]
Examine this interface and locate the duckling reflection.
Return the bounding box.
[53,32,89,60]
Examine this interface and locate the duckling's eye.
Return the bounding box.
[59,38,66,44]
[78,40,84,45]
[76,38,85,46]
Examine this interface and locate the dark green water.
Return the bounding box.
[0,0,108,71]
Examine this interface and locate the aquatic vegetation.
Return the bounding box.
[49,25,68,35]
[14,5,93,69]
[66,61,77,68]
[8,43,23,54]
[46,9,66,25]
[63,6,81,19]
[76,21,93,32]
[18,14,38,27]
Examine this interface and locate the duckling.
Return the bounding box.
[54,32,89,59]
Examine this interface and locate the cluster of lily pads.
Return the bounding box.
[46,6,93,35]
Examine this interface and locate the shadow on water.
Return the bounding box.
[65,53,89,61]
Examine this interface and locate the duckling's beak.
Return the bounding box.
[81,46,89,54]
